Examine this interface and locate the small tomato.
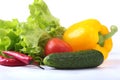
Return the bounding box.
[45,38,72,55]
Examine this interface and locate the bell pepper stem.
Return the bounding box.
[98,25,118,46]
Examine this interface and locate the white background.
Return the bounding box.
[0,0,120,80]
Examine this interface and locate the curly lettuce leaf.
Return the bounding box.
[0,0,65,64]
[28,0,60,29]
[27,0,65,41]
[0,19,20,52]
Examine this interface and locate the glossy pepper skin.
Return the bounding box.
[3,51,33,65]
[94,25,112,59]
[63,19,117,59]
[0,56,26,66]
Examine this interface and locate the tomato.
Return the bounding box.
[45,38,72,55]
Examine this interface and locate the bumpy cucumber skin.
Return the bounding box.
[43,50,104,69]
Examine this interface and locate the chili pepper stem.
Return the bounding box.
[39,66,45,69]
[30,60,44,69]
[98,25,118,46]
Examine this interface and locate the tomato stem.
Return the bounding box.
[98,25,118,46]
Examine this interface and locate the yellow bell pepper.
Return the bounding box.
[63,19,118,59]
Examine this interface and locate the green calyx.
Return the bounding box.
[98,25,118,47]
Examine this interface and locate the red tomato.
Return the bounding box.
[45,38,72,55]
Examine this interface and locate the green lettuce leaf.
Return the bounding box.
[0,0,65,64]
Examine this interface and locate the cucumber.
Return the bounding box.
[43,49,104,69]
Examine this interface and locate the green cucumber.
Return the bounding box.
[43,49,104,69]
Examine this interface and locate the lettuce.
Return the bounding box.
[0,19,20,51]
[0,0,65,64]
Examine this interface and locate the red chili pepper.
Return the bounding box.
[3,51,33,65]
[0,56,26,66]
